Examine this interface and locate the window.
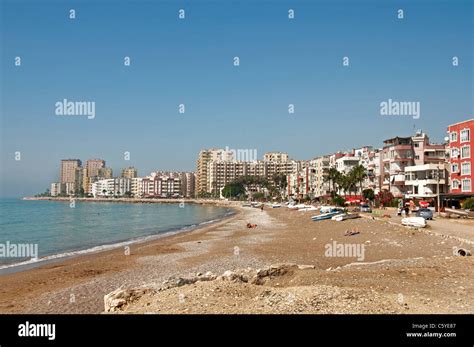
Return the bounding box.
[460,129,470,142]
[415,155,420,160]
[451,148,459,158]
[461,162,471,175]
[451,164,459,173]
[450,131,458,142]
[414,143,419,148]
[461,146,470,159]
[452,180,460,189]
[462,179,472,192]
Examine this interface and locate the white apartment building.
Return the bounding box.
[92,178,131,197]
[141,174,181,197]
[207,159,300,196]
[404,163,448,198]
[335,155,360,174]
[50,182,65,197]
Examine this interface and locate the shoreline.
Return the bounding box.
[22,196,234,206]
[0,205,245,313]
[0,202,239,275]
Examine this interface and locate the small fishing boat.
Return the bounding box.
[332,213,360,221]
[311,211,342,221]
[401,217,427,228]
[271,203,282,208]
[288,203,307,210]
[319,205,337,213]
[298,206,318,212]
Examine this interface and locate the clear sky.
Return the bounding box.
[1,0,472,197]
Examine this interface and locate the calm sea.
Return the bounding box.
[0,198,233,272]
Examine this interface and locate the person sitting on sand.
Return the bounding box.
[246,223,257,229]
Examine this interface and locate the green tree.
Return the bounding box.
[324,168,342,196]
[362,188,375,201]
[350,165,367,197]
[222,182,245,199]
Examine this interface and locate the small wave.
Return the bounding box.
[0,209,235,273]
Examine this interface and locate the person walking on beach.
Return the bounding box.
[260,204,264,212]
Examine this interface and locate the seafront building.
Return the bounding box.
[50,182,65,197]
[92,178,131,197]
[196,148,235,195]
[381,131,447,198]
[204,152,300,196]
[121,167,138,179]
[49,119,473,207]
[85,159,105,177]
[98,167,113,179]
[447,119,473,197]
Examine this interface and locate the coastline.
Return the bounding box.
[0,206,473,314]
[0,199,239,275]
[22,196,233,206]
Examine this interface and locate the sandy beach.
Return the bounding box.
[0,203,473,314]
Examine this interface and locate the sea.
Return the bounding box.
[0,198,234,273]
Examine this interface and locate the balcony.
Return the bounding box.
[392,174,405,185]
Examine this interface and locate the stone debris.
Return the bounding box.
[104,288,154,312]
[104,263,311,312]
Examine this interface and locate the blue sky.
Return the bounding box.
[1,0,472,197]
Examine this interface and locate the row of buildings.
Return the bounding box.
[49,119,473,206]
[50,159,195,198]
[195,119,473,206]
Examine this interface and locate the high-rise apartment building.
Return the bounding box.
[60,159,82,184]
[121,167,138,179]
[196,148,234,194]
[85,159,105,177]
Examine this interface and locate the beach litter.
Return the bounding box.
[453,247,472,257]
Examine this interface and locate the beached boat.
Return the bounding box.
[311,211,342,221]
[319,205,337,213]
[297,206,318,212]
[288,203,307,210]
[401,217,427,228]
[331,213,360,221]
[242,203,252,207]
[271,203,282,208]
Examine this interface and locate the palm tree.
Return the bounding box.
[324,168,342,196]
[350,165,367,197]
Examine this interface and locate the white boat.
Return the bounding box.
[288,203,307,210]
[401,217,427,228]
[297,206,318,212]
[311,211,342,221]
[271,203,282,208]
[332,213,360,221]
[319,205,337,213]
